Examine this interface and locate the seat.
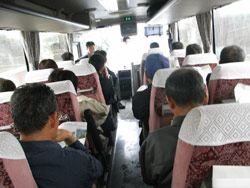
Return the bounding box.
[56,60,74,69]
[172,103,250,188]
[0,91,14,127]
[149,68,176,132]
[46,80,81,122]
[183,53,218,70]
[234,83,250,103]
[65,63,106,104]
[208,62,250,104]
[79,58,89,65]
[25,68,54,84]
[170,49,186,67]
[0,131,38,188]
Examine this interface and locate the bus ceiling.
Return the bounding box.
[0,0,240,33]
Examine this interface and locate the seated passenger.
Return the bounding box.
[10,83,103,188]
[219,45,246,64]
[206,45,246,84]
[132,54,169,143]
[39,59,58,70]
[139,68,208,188]
[186,43,202,56]
[89,54,117,107]
[61,52,74,61]
[171,41,184,51]
[169,41,184,68]
[75,41,95,63]
[0,78,16,92]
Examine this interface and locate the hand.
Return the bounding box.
[55,129,76,146]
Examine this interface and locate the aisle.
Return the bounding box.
[107,100,151,188]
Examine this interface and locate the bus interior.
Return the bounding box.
[0,0,250,187]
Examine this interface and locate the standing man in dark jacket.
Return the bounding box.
[132,54,169,143]
[139,69,208,188]
[75,41,95,63]
[10,84,103,188]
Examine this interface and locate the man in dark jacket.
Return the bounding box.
[139,69,208,188]
[10,84,103,188]
[75,41,95,63]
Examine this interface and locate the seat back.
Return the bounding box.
[65,63,106,104]
[234,83,250,103]
[56,60,74,68]
[0,132,38,188]
[208,62,250,104]
[183,53,218,70]
[79,58,89,65]
[25,69,54,84]
[149,68,176,132]
[46,80,81,122]
[0,91,14,127]
[170,49,186,67]
[172,103,250,188]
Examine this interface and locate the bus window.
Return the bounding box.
[214,0,250,56]
[40,32,68,62]
[0,30,26,73]
[178,16,203,50]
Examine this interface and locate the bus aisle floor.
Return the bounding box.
[107,100,152,188]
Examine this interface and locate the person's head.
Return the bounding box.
[39,59,58,70]
[172,42,184,50]
[61,52,74,61]
[89,54,105,73]
[186,44,202,56]
[145,54,169,82]
[48,70,78,92]
[150,42,159,49]
[220,45,246,64]
[10,84,58,138]
[95,50,107,63]
[165,68,207,116]
[86,41,95,55]
[123,37,130,44]
[0,78,16,92]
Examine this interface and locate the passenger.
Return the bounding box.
[61,52,74,61]
[75,41,95,63]
[139,68,208,188]
[186,43,202,56]
[150,42,159,48]
[89,54,117,106]
[10,83,103,188]
[0,78,16,92]
[132,54,169,143]
[172,41,184,50]
[95,50,125,110]
[220,45,246,64]
[39,59,58,70]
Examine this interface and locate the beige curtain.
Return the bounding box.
[66,33,73,53]
[196,11,212,53]
[21,31,40,70]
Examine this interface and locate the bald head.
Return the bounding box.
[220,45,246,64]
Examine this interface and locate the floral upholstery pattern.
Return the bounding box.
[0,103,13,126]
[178,57,184,67]
[56,93,77,121]
[154,88,167,116]
[0,159,14,188]
[186,142,250,188]
[78,74,97,91]
[213,79,250,104]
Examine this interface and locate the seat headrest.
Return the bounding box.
[65,63,96,76]
[210,62,250,80]
[0,132,26,160]
[56,60,74,68]
[46,80,76,95]
[234,83,250,103]
[25,69,54,83]
[152,68,177,88]
[179,103,250,146]
[183,53,218,66]
[170,49,186,58]
[0,91,14,104]
[79,58,89,65]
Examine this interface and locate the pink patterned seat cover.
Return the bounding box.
[183,53,218,70]
[0,132,38,188]
[46,80,81,122]
[209,62,250,104]
[65,64,105,104]
[149,68,176,132]
[172,103,250,188]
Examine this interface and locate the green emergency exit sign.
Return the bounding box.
[124,17,132,21]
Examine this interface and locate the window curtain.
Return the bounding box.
[66,33,73,53]
[169,22,178,42]
[196,11,212,53]
[21,31,40,70]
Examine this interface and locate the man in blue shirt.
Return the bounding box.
[10,83,103,188]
